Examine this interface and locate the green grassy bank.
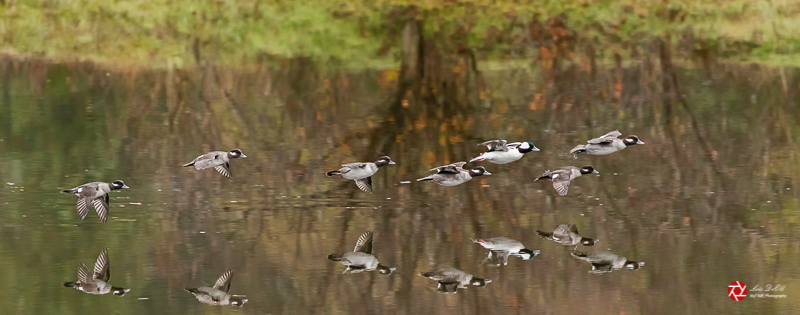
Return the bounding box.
[1,0,799,69]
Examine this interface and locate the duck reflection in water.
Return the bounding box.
[327,230,395,275]
[63,248,129,296]
[536,224,598,248]
[419,267,491,294]
[185,269,248,306]
[472,237,540,266]
[571,250,645,274]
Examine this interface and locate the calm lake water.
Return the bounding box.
[0,58,798,314]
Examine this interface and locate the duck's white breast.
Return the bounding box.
[482,150,524,164]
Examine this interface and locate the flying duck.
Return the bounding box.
[570,130,644,156]
[469,140,540,164]
[326,156,396,194]
[534,166,598,196]
[417,162,491,186]
[62,180,129,223]
[183,149,247,179]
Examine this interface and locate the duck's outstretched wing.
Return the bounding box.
[430,162,467,173]
[92,196,110,223]
[354,177,373,194]
[188,152,222,170]
[479,140,508,152]
[213,269,234,293]
[587,130,622,144]
[214,162,232,179]
[76,197,92,221]
[552,175,571,196]
[536,170,572,196]
[506,142,523,150]
[77,262,94,285]
[554,224,578,237]
[93,248,111,282]
[353,230,374,254]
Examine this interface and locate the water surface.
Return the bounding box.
[0,59,798,314]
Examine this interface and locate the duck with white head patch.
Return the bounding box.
[183,149,247,179]
[326,156,396,194]
[470,140,540,164]
[534,166,598,196]
[472,237,540,266]
[570,130,644,157]
[417,162,491,186]
[61,180,129,223]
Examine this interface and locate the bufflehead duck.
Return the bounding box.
[183,149,248,179]
[570,130,644,156]
[61,180,129,223]
[534,166,598,196]
[470,140,540,164]
[417,162,491,186]
[326,156,396,194]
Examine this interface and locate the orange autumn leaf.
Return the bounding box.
[414,117,426,130]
